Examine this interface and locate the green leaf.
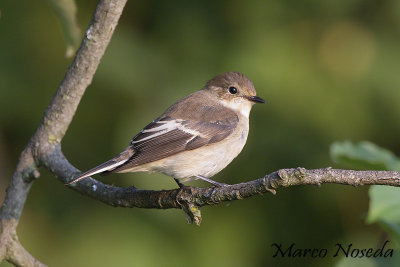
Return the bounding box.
[367,186,400,225]
[330,141,400,171]
[330,141,400,248]
[367,186,400,247]
[47,0,81,58]
[379,220,400,248]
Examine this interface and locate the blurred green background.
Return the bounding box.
[1,0,400,266]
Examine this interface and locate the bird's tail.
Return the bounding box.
[66,147,135,185]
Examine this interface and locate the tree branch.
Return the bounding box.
[0,0,127,265]
[49,146,400,225]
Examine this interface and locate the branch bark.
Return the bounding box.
[47,151,400,225]
[2,0,400,265]
[0,0,127,265]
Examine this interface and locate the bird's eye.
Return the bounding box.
[228,86,237,94]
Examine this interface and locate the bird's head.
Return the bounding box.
[205,72,265,117]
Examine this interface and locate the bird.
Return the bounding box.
[67,71,265,187]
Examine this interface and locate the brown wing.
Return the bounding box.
[111,113,239,172]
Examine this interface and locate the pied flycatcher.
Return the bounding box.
[68,72,265,187]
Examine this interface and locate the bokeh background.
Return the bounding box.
[1,0,400,266]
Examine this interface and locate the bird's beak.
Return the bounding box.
[245,95,265,104]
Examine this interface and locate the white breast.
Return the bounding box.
[151,117,250,181]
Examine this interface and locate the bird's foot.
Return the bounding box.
[174,178,186,206]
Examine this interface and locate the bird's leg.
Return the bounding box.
[196,176,232,206]
[174,178,186,207]
[196,175,228,187]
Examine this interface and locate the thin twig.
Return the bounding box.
[0,0,127,265]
